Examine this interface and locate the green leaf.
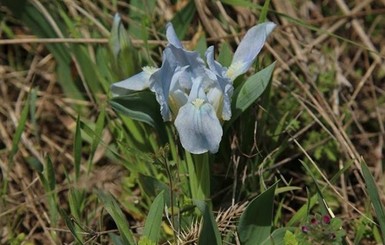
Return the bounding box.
[283,230,298,245]
[71,45,102,95]
[226,62,275,129]
[9,94,30,163]
[221,0,260,8]
[143,191,165,243]
[259,0,271,23]
[60,209,84,244]
[26,157,43,173]
[45,155,56,191]
[196,201,222,245]
[110,233,125,245]
[74,115,82,180]
[217,42,233,68]
[171,0,196,39]
[97,191,136,245]
[361,161,385,242]
[138,236,156,245]
[44,156,59,225]
[300,160,331,217]
[138,174,171,206]
[260,227,296,245]
[88,107,106,169]
[127,0,156,39]
[238,182,278,245]
[110,91,166,139]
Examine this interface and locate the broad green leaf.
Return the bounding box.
[226,62,275,128]
[143,191,165,243]
[196,201,222,245]
[74,115,82,180]
[238,182,278,245]
[97,191,136,245]
[362,161,385,242]
[138,174,171,206]
[109,91,165,135]
[261,227,296,245]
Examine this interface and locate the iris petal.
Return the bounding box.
[227,22,276,81]
[149,48,176,121]
[111,68,156,96]
[166,23,183,48]
[205,46,233,121]
[175,102,223,154]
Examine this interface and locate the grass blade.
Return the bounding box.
[361,161,385,242]
[97,191,136,245]
[60,209,84,244]
[88,107,105,170]
[9,95,30,163]
[142,191,165,243]
[74,115,82,180]
[258,0,271,23]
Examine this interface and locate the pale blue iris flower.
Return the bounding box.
[111,22,275,154]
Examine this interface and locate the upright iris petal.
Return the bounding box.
[175,78,223,154]
[227,22,276,81]
[149,48,177,121]
[205,46,233,120]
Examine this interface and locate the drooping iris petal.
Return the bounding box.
[175,77,223,154]
[175,101,223,154]
[110,66,157,96]
[227,22,276,81]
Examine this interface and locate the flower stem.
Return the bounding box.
[186,151,211,205]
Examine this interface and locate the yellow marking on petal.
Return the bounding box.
[226,62,242,80]
[142,66,158,75]
[192,98,205,108]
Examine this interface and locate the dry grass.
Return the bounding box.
[1,0,385,244]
